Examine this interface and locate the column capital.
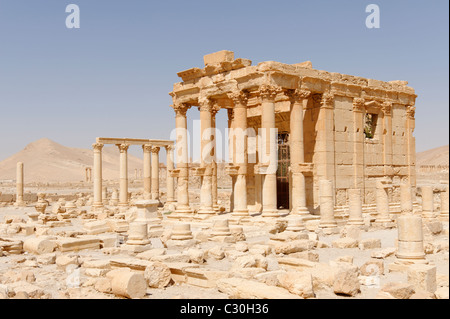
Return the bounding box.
[165,144,175,152]
[259,84,282,101]
[321,92,335,108]
[92,143,104,151]
[198,96,214,112]
[286,89,311,103]
[381,101,393,116]
[117,143,130,153]
[151,146,160,154]
[142,144,152,153]
[227,108,235,122]
[172,102,191,117]
[406,104,416,119]
[352,98,366,112]
[229,90,249,107]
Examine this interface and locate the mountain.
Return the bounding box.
[0,138,144,182]
[416,145,449,168]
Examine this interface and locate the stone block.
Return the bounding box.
[277,271,315,299]
[144,262,172,288]
[381,282,415,299]
[57,237,101,252]
[217,278,300,299]
[359,238,382,250]
[332,238,359,249]
[407,264,437,293]
[204,50,234,65]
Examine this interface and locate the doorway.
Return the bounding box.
[277,132,290,209]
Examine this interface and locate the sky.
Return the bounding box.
[0,0,448,162]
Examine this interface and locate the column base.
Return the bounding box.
[92,203,104,211]
[167,207,194,220]
[231,209,249,217]
[347,219,365,226]
[14,202,26,207]
[290,206,311,216]
[195,210,216,220]
[261,209,280,218]
[229,215,251,225]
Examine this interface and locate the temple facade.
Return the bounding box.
[169,50,417,218]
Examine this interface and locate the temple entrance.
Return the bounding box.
[277,132,290,209]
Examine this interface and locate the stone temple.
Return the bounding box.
[169,50,417,219]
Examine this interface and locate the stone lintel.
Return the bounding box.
[96,137,174,148]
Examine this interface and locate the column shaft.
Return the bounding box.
[290,90,310,215]
[231,91,249,216]
[151,146,160,202]
[92,143,104,208]
[118,143,130,206]
[198,100,214,215]
[143,145,152,200]
[260,85,279,217]
[15,162,25,206]
[165,145,175,204]
[174,104,192,214]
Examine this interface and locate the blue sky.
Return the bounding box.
[0,0,448,161]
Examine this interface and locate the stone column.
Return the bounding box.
[165,145,176,205]
[400,182,413,214]
[230,90,249,217]
[316,93,336,181]
[15,162,25,207]
[197,97,214,216]
[173,103,192,215]
[151,146,161,204]
[347,188,364,226]
[211,105,220,212]
[395,214,427,264]
[375,179,392,224]
[352,98,366,191]
[381,102,393,177]
[290,89,311,216]
[406,105,417,187]
[318,179,337,229]
[92,143,104,209]
[260,85,280,217]
[227,108,236,213]
[142,144,152,200]
[421,186,434,219]
[440,186,449,221]
[117,143,130,207]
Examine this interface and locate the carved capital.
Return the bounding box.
[165,144,174,152]
[381,101,392,115]
[259,84,282,101]
[117,143,130,153]
[198,96,214,112]
[321,93,334,108]
[295,89,311,100]
[352,98,366,112]
[151,146,160,154]
[142,144,152,153]
[227,108,235,122]
[229,90,249,107]
[406,105,416,119]
[92,143,104,152]
[172,102,191,117]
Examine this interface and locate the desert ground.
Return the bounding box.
[0,141,448,299]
